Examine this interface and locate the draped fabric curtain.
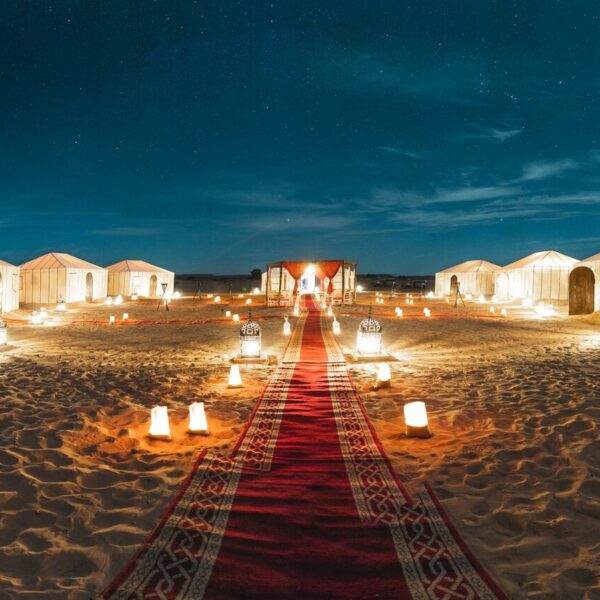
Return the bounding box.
[282,261,343,295]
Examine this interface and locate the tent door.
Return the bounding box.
[85,273,94,302]
[149,275,158,297]
[569,267,595,315]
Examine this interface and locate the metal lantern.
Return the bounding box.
[357,306,382,355]
[240,311,261,357]
[0,319,7,346]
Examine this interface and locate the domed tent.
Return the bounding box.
[569,252,600,315]
[19,252,108,304]
[495,250,578,302]
[0,260,20,313]
[435,260,500,297]
[106,259,174,298]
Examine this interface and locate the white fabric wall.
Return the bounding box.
[0,264,20,313]
[435,271,495,296]
[108,271,174,297]
[497,267,570,302]
[20,267,107,304]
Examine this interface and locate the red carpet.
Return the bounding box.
[103,295,507,600]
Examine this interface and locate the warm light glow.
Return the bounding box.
[477,294,486,303]
[357,285,363,293]
[232,313,240,322]
[333,319,341,335]
[123,313,129,320]
[149,405,171,439]
[173,291,181,299]
[501,308,507,316]
[376,363,391,387]
[56,301,67,312]
[31,312,43,325]
[246,298,252,305]
[252,287,260,295]
[0,325,7,346]
[115,295,123,305]
[188,402,209,435]
[293,305,300,317]
[131,293,138,301]
[491,295,498,303]
[214,295,221,303]
[465,293,473,301]
[490,306,495,313]
[106,297,113,305]
[522,297,533,308]
[535,304,555,318]
[283,316,291,335]
[241,339,261,357]
[225,310,231,317]
[327,306,333,317]
[238,293,244,298]
[424,308,431,318]
[403,401,431,438]
[426,291,434,298]
[109,315,116,324]
[396,308,403,318]
[228,364,242,387]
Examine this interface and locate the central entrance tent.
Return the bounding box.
[435,260,500,297]
[495,250,578,302]
[264,260,357,306]
[19,252,108,304]
[106,260,174,298]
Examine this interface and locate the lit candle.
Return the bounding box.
[225,310,231,318]
[123,313,129,320]
[333,319,341,335]
[327,306,333,317]
[188,402,209,435]
[501,308,507,317]
[246,298,252,305]
[228,364,242,387]
[109,315,115,324]
[115,295,123,305]
[148,405,171,440]
[490,306,495,314]
[374,363,391,389]
[404,401,431,438]
[283,316,291,336]
[424,308,431,318]
[106,297,113,305]
[232,313,240,322]
[215,295,221,303]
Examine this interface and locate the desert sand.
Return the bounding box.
[0,292,598,598]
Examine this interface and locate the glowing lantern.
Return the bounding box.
[535,304,555,318]
[293,304,300,317]
[56,300,67,312]
[427,291,434,298]
[522,298,533,308]
[225,310,231,318]
[357,285,364,293]
[246,298,252,305]
[396,307,403,318]
[501,308,507,317]
[374,363,391,389]
[240,312,261,358]
[123,313,129,320]
[424,308,431,318]
[173,291,182,299]
[215,295,221,303]
[31,311,43,325]
[283,316,291,336]
[491,295,498,303]
[106,297,113,306]
[115,295,123,305]
[490,306,495,314]
[357,307,382,356]
[109,315,116,324]
[228,364,242,387]
[327,306,333,317]
[232,313,240,322]
[465,293,473,301]
[188,402,209,435]
[0,321,7,346]
[478,294,486,303]
[404,401,431,438]
[148,405,171,440]
[253,287,260,295]
[333,318,341,335]
[238,293,244,298]
[131,293,138,301]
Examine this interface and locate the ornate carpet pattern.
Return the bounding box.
[103,296,507,600]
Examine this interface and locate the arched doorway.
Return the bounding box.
[85,272,93,302]
[149,275,158,297]
[569,267,595,315]
[450,275,458,294]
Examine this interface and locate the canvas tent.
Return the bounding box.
[435,260,500,297]
[106,260,174,298]
[495,250,578,302]
[0,260,20,314]
[265,260,357,306]
[569,252,600,315]
[20,252,108,304]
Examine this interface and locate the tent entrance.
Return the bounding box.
[569,267,595,315]
[149,275,158,297]
[85,273,93,302]
[450,275,459,293]
[300,265,319,294]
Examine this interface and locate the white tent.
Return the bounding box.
[435,260,500,297]
[0,260,20,314]
[569,252,600,314]
[20,252,108,304]
[495,250,578,302]
[106,260,174,298]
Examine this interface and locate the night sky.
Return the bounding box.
[3,2,600,274]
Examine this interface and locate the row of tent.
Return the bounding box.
[435,250,600,314]
[0,252,174,313]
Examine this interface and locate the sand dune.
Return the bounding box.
[0,294,598,598]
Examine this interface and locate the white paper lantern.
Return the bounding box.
[395,307,403,318]
[427,291,434,298]
[123,313,129,320]
[225,310,231,318]
[228,364,242,387]
[188,402,209,435]
[115,295,123,305]
[333,319,341,335]
[106,297,113,306]
[465,293,473,301]
[424,308,431,318]
[477,294,486,303]
[491,295,498,303]
[246,298,252,305]
[240,313,261,357]
[283,316,291,336]
[403,401,431,438]
[374,363,391,389]
[232,313,240,322]
[253,287,260,295]
[357,285,363,293]
[214,295,221,303]
[148,406,171,440]
[357,308,382,356]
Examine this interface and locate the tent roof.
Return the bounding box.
[20,252,104,271]
[106,259,171,273]
[438,259,501,274]
[0,259,16,268]
[580,251,600,263]
[503,250,578,270]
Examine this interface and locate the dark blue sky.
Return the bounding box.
[2,1,600,274]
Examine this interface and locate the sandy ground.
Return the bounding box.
[0,292,597,598]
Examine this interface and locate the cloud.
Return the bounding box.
[377,145,424,159]
[464,126,523,143]
[90,227,160,236]
[520,159,578,181]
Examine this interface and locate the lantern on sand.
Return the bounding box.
[403,401,431,438]
[31,311,43,325]
[478,294,486,303]
[424,308,431,318]
[56,300,67,312]
[333,318,341,335]
[232,313,240,322]
[115,295,123,305]
[373,363,391,389]
[293,304,300,317]
[501,308,507,317]
[395,307,403,318]
[188,402,209,435]
[283,316,291,336]
[228,364,242,387]
[490,306,495,314]
[131,292,138,301]
[327,306,333,317]
[123,313,129,320]
[246,298,252,305]
[225,310,231,318]
[357,306,382,356]
[240,311,261,358]
[109,315,116,324]
[0,320,7,345]
[106,297,113,305]
[214,295,221,303]
[148,405,171,440]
